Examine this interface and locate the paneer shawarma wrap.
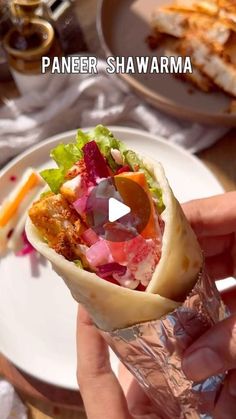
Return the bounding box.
[26,126,227,416]
[26,125,202,332]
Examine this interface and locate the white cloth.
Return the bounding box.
[0,379,27,419]
[0,60,228,167]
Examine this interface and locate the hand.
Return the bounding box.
[182,192,236,418]
[76,305,159,419]
[76,193,236,419]
[182,191,236,280]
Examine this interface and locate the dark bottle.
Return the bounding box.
[0,0,12,39]
[44,0,87,55]
[0,0,13,80]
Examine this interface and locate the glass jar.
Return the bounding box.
[3,17,61,94]
[11,0,43,21]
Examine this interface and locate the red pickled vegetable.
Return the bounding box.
[10,175,17,182]
[16,230,35,256]
[100,276,120,286]
[73,195,88,216]
[22,230,30,244]
[97,262,127,278]
[86,240,114,267]
[81,228,99,246]
[136,283,146,292]
[82,141,109,184]
[16,244,34,256]
[115,165,131,175]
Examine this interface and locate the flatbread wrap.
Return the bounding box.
[26,125,202,331]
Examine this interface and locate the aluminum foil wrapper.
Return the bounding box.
[103,271,228,419]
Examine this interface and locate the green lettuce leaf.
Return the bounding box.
[74,259,83,269]
[40,168,65,194]
[76,129,90,150]
[41,140,84,193]
[51,143,82,171]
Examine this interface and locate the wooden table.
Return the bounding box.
[0,0,236,417]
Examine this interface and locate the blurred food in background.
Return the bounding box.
[148,0,236,105]
[1,0,88,93]
[0,168,43,256]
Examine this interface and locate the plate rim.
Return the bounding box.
[0,125,224,389]
[96,0,236,126]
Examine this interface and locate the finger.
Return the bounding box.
[182,314,236,382]
[182,192,236,237]
[119,363,153,416]
[119,363,134,394]
[77,305,131,419]
[213,370,236,419]
[205,252,235,280]
[198,234,234,257]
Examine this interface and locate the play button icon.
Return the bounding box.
[85,176,151,242]
[108,198,131,222]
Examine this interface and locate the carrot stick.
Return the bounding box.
[0,172,40,228]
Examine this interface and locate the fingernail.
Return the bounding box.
[182,348,224,381]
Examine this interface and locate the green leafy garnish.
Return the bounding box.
[76,129,90,150]
[40,140,84,193]
[74,259,83,268]
[40,168,65,194]
[124,150,140,171]
[149,187,165,213]
[51,143,81,171]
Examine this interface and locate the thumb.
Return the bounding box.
[77,305,132,419]
[182,314,236,381]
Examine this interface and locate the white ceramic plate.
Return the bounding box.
[98,0,236,126]
[0,127,233,390]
